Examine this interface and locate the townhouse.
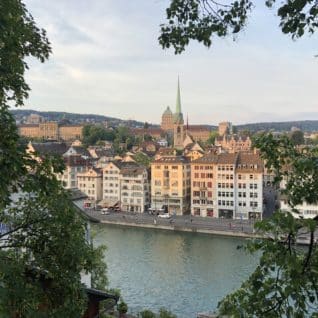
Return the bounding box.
[102,161,150,212]
[77,167,103,203]
[151,156,191,215]
[191,152,263,219]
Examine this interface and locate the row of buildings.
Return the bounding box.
[27,141,263,219]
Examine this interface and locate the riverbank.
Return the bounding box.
[85,210,261,239]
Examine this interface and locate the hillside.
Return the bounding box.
[236,120,318,132]
[11,109,146,128]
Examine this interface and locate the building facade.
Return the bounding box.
[151,156,191,215]
[215,135,252,153]
[191,152,263,219]
[56,155,90,189]
[218,122,232,136]
[18,121,83,141]
[191,154,218,217]
[77,168,103,202]
[161,106,174,131]
[119,164,150,213]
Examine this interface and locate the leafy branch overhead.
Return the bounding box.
[159,0,318,53]
[218,134,318,317]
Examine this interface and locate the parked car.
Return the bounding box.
[101,208,110,215]
[158,214,171,219]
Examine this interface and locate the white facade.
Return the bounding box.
[120,167,150,213]
[102,162,121,203]
[280,200,318,219]
[234,170,263,220]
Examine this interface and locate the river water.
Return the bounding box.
[92,223,259,318]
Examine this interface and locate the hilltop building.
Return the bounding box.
[18,121,83,141]
[218,122,233,136]
[215,134,252,153]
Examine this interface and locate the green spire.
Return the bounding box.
[176,76,181,114]
[174,77,184,123]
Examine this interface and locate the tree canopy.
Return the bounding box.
[218,134,318,317]
[159,0,318,54]
[0,1,107,316]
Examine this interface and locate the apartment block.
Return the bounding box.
[191,152,263,220]
[191,154,218,217]
[215,153,237,218]
[234,153,263,220]
[120,164,150,213]
[102,162,150,212]
[77,167,103,202]
[57,155,90,189]
[151,156,191,215]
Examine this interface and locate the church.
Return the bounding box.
[161,79,211,149]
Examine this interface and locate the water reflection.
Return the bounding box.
[92,224,258,318]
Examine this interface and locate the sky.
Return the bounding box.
[23,0,318,125]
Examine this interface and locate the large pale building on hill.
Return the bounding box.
[18,121,83,141]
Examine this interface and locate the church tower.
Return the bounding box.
[173,78,185,150]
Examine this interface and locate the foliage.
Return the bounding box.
[138,309,156,318]
[290,129,305,145]
[138,308,177,318]
[218,133,318,317]
[158,308,177,318]
[82,124,115,145]
[117,300,128,314]
[0,1,108,316]
[160,0,318,54]
[133,152,152,167]
[206,130,218,145]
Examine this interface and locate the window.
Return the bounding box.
[207,182,212,188]
[250,174,253,180]
[194,173,199,178]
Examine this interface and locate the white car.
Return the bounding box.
[101,208,110,215]
[158,214,171,219]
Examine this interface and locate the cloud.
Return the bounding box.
[23,0,318,124]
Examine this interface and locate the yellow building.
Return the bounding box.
[151,156,191,215]
[18,121,83,141]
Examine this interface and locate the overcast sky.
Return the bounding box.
[23,0,318,125]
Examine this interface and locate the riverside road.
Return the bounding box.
[86,210,259,237]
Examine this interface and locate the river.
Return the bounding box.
[92,223,259,318]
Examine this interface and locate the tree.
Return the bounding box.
[290,129,305,145]
[133,152,152,167]
[206,130,218,145]
[218,134,318,317]
[159,0,318,54]
[0,1,107,316]
[82,124,115,146]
